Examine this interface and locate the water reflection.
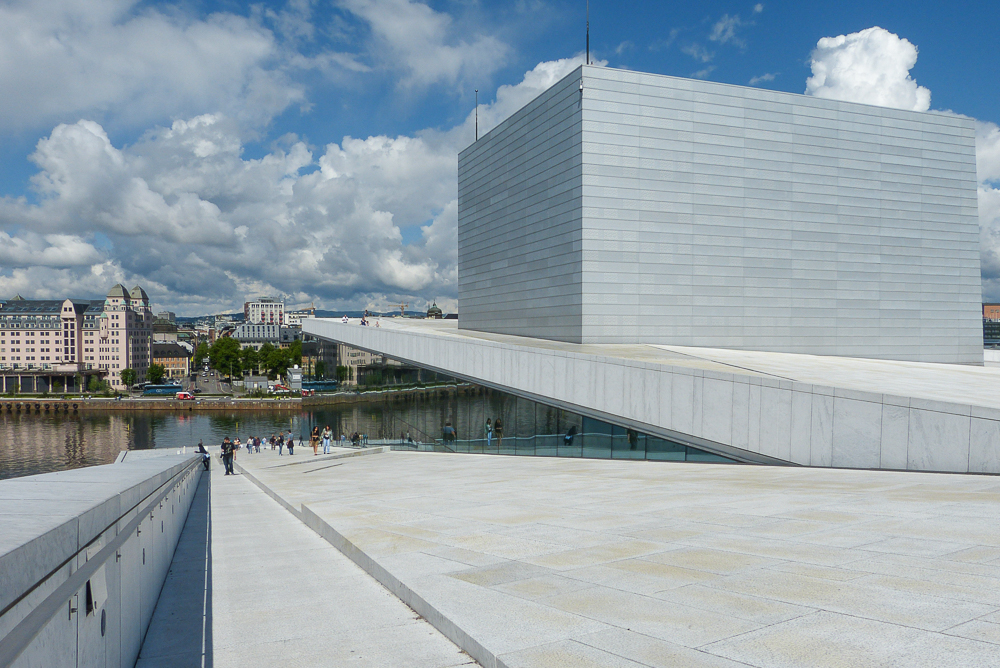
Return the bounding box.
[0,403,438,480]
[1,384,733,480]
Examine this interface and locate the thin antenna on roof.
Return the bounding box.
[586,0,590,65]
[475,89,478,141]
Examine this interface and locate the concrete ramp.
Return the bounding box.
[236,447,1000,668]
[138,450,475,667]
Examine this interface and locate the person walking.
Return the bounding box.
[196,440,210,471]
[311,426,320,455]
[493,417,503,450]
[322,425,332,454]
[485,418,492,448]
[564,425,577,448]
[221,436,235,475]
[442,422,457,445]
[277,434,284,455]
[287,434,295,455]
[255,436,261,453]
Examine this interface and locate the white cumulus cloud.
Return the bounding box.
[339,0,510,89]
[805,26,931,111]
[977,121,1000,185]
[0,0,307,133]
[976,121,1000,298]
[0,56,590,315]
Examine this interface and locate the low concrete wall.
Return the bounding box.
[0,454,202,668]
[306,320,1000,474]
[0,398,302,413]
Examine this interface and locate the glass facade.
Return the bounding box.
[377,382,734,464]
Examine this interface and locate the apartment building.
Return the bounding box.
[244,297,284,325]
[151,342,191,379]
[0,284,153,391]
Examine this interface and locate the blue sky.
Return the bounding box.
[1,0,998,313]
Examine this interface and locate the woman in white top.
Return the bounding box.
[322,425,333,454]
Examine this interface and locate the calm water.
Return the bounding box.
[0,388,494,479]
[0,403,415,480]
[1,385,730,480]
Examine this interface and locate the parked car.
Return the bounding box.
[176,391,194,400]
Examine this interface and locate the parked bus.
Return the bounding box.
[302,380,339,393]
[142,384,183,396]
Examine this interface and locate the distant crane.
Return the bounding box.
[389,302,409,317]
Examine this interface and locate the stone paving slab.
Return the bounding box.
[136,455,476,668]
[235,447,1000,668]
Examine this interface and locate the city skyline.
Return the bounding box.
[0,0,998,316]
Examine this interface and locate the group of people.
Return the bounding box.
[235,431,297,456]
[199,422,379,474]
[441,417,506,447]
[198,431,300,476]
[309,425,368,454]
[341,311,381,327]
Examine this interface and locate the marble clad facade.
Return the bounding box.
[458,65,982,363]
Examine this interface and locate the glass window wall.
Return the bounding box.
[376,381,734,464]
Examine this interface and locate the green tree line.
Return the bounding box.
[199,337,302,379]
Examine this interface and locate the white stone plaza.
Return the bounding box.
[232,446,1000,668]
[293,64,1000,666]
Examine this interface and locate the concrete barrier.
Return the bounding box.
[0,454,202,668]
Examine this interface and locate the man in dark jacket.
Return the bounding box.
[221,436,235,475]
[196,440,210,471]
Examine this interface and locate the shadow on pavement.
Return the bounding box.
[135,467,213,667]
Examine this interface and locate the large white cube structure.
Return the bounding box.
[458,65,982,363]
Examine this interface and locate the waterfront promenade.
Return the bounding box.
[136,449,476,667]
[229,447,1000,667]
